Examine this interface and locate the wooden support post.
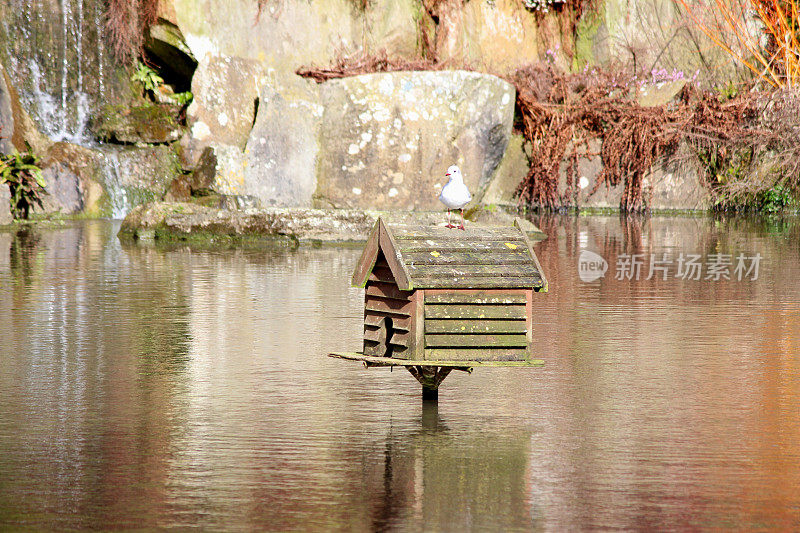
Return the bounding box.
[406,366,453,401]
[422,386,438,402]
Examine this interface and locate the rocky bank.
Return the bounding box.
[0,0,742,227]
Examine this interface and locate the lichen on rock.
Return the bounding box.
[314,70,515,210]
[181,56,262,165]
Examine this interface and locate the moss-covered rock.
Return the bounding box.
[119,201,377,243]
[187,146,217,192]
[1,62,52,155]
[165,146,217,202]
[93,103,184,144]
[119,201,545,243]
[29,142,182,218]
[145,21,197,89]
[94,145,182,217]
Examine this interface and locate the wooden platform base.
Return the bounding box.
[329,352,543,401]
[328,352,544,369]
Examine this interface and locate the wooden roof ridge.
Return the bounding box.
[352,217,548,291]
[514,217,548,293]
[352,218,412,289]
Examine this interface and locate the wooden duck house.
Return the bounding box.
[351,218,547,362]
[330,218,547,400]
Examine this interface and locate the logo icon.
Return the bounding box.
[578,250,608,282]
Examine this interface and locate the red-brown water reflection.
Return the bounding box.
[0,216,798,530]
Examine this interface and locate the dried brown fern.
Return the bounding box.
[297,54,788,212]
[297,51,445,83]
[105,0,161,65]
[511,64,759,211]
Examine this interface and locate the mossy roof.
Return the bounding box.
[352,218,548,291]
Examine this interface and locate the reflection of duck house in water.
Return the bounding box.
[330,218,548,400]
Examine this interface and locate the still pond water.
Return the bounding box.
[1,215,800,530]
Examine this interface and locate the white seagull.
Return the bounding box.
[438,165,471,230]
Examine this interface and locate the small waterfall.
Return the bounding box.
[96,149,131,219]
[94,1,104,97]
[3,0,111,143]
[3,0,171,219]
[96,147,172,220]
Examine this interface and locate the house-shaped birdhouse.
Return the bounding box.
[352,218,547,363]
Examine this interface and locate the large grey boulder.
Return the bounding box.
[234,80,322,207]
[314,70,515,210]
[191,77,323,208]
[182,56,263,166]
[0,184,11,224]
[38,142,94,215]
[482,134,529,207]
[202,70,516,211]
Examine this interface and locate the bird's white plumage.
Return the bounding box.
[438,165,471,209]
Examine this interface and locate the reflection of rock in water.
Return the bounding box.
[370,409,539,531]
[9,227,41,285]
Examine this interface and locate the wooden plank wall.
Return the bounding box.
[423,289,531,361]
[363,253,415,358]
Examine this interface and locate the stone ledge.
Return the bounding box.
[118,202,545,243]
